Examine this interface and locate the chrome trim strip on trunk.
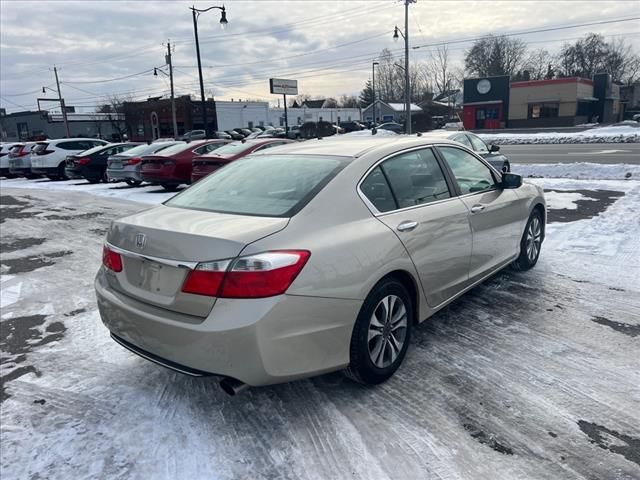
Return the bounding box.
[107,243,199,270]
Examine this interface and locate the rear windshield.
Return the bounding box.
[165,155,346,217]
[32,142,49,153]
[9,145,24,153]
[77,144,109,156]
[154,143,195,156]
[206,142,250,155]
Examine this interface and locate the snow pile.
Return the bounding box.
[344,129,398,137]
[0,177,175,205]
[543,191,595,210]
[479,125,640,145]
[512,162,639,180]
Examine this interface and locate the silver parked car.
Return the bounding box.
[106,141,184,186]
[96,136,545,395]
[423,130,511,172]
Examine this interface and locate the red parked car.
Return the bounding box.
[191,138,294,183]
[140,139,229,190]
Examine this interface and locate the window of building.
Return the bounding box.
[528,102,559,119]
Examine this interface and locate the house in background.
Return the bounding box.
[361,101,422,124]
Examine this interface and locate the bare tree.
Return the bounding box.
[520,48,553,80]
[338,94,359,108]
[427,45,455,95]
[465,35,527,78]
[605,37,640,85]
[96,94,130,140]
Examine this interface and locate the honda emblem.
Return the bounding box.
[135,233,147,250]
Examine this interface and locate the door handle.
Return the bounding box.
[397,221,418,232]
[470,204,485,213]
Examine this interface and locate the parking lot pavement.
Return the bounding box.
[1,180,639,480]
[501,143,640,165]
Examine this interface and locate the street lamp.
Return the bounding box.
[372,61,379,125]
[392,0,415,134]
[189,4,228,138]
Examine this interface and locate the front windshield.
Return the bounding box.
[165,154,346,217]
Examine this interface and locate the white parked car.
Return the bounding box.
[30,138,108,180]
[7,142,38,177]
[1,142,21,178]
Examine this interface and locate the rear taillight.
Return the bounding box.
[77,157,90,165]
[181,259,231,296]
[181,250,310,298]
[18,149,29,157]
[102,245,123,272]
[124,157,142,165]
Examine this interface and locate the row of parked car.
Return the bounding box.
[0,129,510,190]
[0,137,294,189]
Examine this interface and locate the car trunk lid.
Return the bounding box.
[105,204,289,318]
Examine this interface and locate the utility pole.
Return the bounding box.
[372,61,379,125]
[53,66,71,137]
[166,41,178,139]
[404,0,412,134]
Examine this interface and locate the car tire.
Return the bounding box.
[512,209,543,271]
[57,163,68,181]
[345,278,413,385]
[161,184,178,191]
[125,179,142,187]
[502,161,511,173]
[87,178,100,184]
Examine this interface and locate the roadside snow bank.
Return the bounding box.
[479,125,639,145]
[512,162,639,180]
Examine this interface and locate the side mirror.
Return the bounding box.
[501,172,522,189]
[489,144,500,153]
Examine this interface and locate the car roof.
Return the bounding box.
[252,135,463,158]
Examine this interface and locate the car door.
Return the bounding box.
[360,147,473,307]
[437,145,521,282]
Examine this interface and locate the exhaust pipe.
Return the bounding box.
[220,377,249,396]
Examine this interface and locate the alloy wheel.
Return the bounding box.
[368,295,408,368]
[526,216,542,262]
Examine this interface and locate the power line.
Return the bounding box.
[412,16,640,49]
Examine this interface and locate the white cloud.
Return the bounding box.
[1,0,637,112]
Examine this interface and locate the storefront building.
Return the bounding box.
[462,73,622,130]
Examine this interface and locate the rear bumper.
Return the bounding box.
[95,269,360,386]
[64,166,85,179]
[107,168,142,182]
[31,166,58,175]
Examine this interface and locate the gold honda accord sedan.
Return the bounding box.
[96,136,545,395]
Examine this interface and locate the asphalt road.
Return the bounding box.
[1,183,639,480]
[501,143,640,165]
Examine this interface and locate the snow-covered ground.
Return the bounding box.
[512,162,639,180]
[478,124,640,145]
[1,165,639,479]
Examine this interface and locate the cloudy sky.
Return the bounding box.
[1,0,638,113]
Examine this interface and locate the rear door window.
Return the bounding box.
[57,141,80,150]
[379,148,451,209]
[360,167,396,213]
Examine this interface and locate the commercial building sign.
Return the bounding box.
[269,78,298,95]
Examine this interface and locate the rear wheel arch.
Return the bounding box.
[378,270,420,324]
